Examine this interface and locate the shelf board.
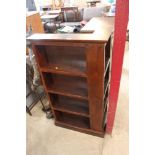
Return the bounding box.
[45,74,88,100]
[52,98,89,117]
[55,111,90,129]
[47,89,88,100]
[55,121,105,137]
[53,108,89,117]
[40,64,87,78]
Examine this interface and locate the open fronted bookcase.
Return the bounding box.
[29,36,112,137]
[27,16,114,137]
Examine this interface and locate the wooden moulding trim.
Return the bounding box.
[27,38,108,45]
[53,107,90,118]
[40,67,87,78]
[55,121,105,138]
[31,41,88,46]
[47,89,88,101]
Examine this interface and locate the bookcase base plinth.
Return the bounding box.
[55,121,105,138]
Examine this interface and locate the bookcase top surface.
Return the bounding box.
[27,16,114,43]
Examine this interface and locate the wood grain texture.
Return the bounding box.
[28,17,113,137]
[42,73,88,99]
[27,16,114,43]
[26,12,44,33]
[86,44,105,132]
[51,94,89,117]
[55,121,105,137]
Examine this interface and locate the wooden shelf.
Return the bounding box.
[43,73,88,100]
[48,89,88,100]
[55,111,90,129]
[50,94,89,117]
[36,45,87,76]
[40,64,87,77]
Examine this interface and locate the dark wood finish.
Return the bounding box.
[27,17,113,137]
[34,44,87,77]
[61,6,79,21]
[27,16,114,43]
[55,111,90,129]
[47,89,88,100]
[42,73,88,99]
[37,45,86,74]
[55,121,105,137]
[86,44,105,132]
[50,94,89,117]
[40,66,87,78]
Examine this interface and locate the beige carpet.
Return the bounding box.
[26,42,129,155]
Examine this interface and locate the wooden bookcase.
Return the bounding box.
[27,17,114,137]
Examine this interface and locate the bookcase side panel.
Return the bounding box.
[86,44,105,132]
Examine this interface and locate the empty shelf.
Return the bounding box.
[51,94,89,117]
[43,73,88,100]
[55,111,90,129]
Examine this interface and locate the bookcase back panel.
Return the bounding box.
[43,73,88,98]
[50,94,89,115]
[35,45,87,73]
[55,111,90,129]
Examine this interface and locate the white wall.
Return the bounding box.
[34,0,113,11]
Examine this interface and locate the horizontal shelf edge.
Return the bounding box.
[47,89,88,100]
[40,67,87,78]
[53,107,90,118]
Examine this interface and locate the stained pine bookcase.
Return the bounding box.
[27,16,114,137]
